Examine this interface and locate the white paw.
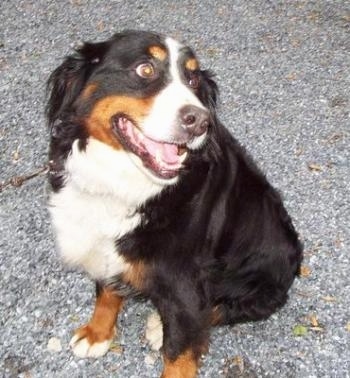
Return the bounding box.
[145,311,163,351]
[69,333,113,358]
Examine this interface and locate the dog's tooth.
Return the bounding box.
[119,117,127,130]
[155,149,163,164]
[179,151,188,163]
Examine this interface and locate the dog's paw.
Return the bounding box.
[145,311,163,351]
[69,324,115,358]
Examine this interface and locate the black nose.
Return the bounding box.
[179,105,209,136]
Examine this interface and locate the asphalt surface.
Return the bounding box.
[1,1,349,377]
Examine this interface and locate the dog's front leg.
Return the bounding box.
[69,281,124,358]
[161,349,200,378]
[150,283,210,378]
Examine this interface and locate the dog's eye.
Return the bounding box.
[188,72,200,89]
[136,63,155,78]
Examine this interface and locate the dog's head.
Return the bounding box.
[47,30,218,181]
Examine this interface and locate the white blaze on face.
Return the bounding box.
[140,37,208,149]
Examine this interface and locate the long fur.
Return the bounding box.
[47,30,303,367]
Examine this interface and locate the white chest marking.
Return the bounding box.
[49,138,166,280]
[50,187,139,279]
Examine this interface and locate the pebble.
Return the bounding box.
[47,337,62,352]
[144,352,158,366]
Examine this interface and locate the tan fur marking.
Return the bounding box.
[73,288,123,344]
[123,261,146,291]
[162,350,198,378]
[211,305,224,326]
[148,45,168,61]
[81,82,98,99]
[185,58,199,71]
[84,95,155,149]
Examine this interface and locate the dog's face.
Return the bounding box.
[47,31,217,182]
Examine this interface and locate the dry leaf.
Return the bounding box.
[299,265,311,278]
[308,314,319,327]
[232,356,244,374]
[97,21,105,31]
[291,39,301,48]
[341,14,350,23]
[310,326,324,332]
[286,72,297,81]
[293,324,308,337]
[206,47,220,57]
[345,322,350,332]
[321,295,337,303]
[296,290,313,298]
[334,237,344,248]
[326,133,344,145]
[307,314,325,332]
[295,147,304,156]
[109,342,123,354]
[308,163,322,172]
[69,314,80,322]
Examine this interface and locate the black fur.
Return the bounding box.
[117,124,302,359]
[47,30,303,365]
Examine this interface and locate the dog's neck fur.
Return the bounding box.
[65,137,168,206]
[49,137,170,279]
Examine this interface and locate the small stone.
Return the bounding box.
[145,352,158,366]
[47,337,62,352]
[34,309,42,318]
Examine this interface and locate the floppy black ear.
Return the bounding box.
[199,70,218,117]
[46,41,109,126]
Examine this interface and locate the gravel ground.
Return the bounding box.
[1,1,349,377]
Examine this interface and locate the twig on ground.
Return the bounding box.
[0,164,49,192]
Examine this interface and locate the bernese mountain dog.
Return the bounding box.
[47,30,303,377]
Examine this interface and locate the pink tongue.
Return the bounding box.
[143,138,180,165]
[123,119,180,165]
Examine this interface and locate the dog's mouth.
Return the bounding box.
[112,115,188,179]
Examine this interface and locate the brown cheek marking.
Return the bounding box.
[185,58,199,71]
[148,45,168,61]
[85,95,155,149]
[80,82,99,100]
[161,350,198,378]
[73,288,123,344]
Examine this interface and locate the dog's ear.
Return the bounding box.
[199,70,218,118]
[46,41,109,126]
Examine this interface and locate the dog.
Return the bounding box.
[46,30,303,377]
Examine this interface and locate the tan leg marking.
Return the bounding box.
[123,260,146,291]
[161,349,198,378]
[70,287,123,358]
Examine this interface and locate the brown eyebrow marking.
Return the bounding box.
[148,45,168,61]
[185,58,199,71]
